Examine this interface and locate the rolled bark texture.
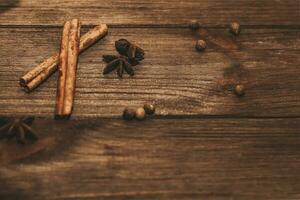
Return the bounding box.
[55,21,71,117]
[55,19,80,119]
[20,24,108,92]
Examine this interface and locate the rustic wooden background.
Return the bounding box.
[0,0,300,199]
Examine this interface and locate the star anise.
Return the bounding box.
[102,39,145,78]
[102,54,135,78]
[0,117,38,144]
[115,39,145,64]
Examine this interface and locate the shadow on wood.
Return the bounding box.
[0,0,20,13]
[0,118,300,199]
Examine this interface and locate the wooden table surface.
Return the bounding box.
[0,0,300,199]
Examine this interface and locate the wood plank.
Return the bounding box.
[0,27,300,118]
[0,118,300,199]
[0,0,299,26]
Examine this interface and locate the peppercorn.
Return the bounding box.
[230,22,241,36]
[189,20,200,30]
[135,107,146,120]
[195,40,206,51]
[144,104,155,115]
[123,108,136,120]
[234,84,245,96]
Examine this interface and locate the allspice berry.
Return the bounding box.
[144,104,155,115]
[230,22,241,36]
[234,84,245,96]
[123,108,136,120]
[135,107,146,120]
[189,20,200,30]
[195,40,206,51]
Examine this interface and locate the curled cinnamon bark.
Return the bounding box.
[20,24,108,92]
[55,21,71,117]
[55,19,80,119]
[20,54,59,91]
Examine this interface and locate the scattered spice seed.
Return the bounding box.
[0,117,38,144]
[189,20,201,30]
[144,104,155,115]
[135,107,146,121]
[123,108,136,120]
[195,40,206,51]
[229,22,241,36]
[234,84,245,96]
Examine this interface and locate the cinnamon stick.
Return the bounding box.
[64,19,80,118]
[55,19,80,119]
[55,21,71,117]
[20,24,108,92]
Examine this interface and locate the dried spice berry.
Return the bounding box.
[135,107,146,120]
[234,84,245,96]
[189,20,201,30]
[195,40,206,51]
[144,104,155,115]
[0,117,38,144]
[230,22,241,36]
[123,108,136,120]
[115,39,145,64]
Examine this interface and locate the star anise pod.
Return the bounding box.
[115,39,145,65]
[102,54,135,78]
[102,39,145,78]
[0,117,38,144]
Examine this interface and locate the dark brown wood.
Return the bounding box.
[0,1,299,199]
[0,118,300,199]
[0,0,299,27]
[0,28,299,118]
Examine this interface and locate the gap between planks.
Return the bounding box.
[0,24,300,29]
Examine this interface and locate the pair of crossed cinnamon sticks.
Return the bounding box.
[19,20,108,119]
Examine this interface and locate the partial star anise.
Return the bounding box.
[0,117,38,144]
[102,54,135,78]
[115,39,145,64]
[103,39,145,78]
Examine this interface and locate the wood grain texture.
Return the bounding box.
[0,118,300,199]
[0,27,299,117]
[1,1,299,199]
[0,0,299,26]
